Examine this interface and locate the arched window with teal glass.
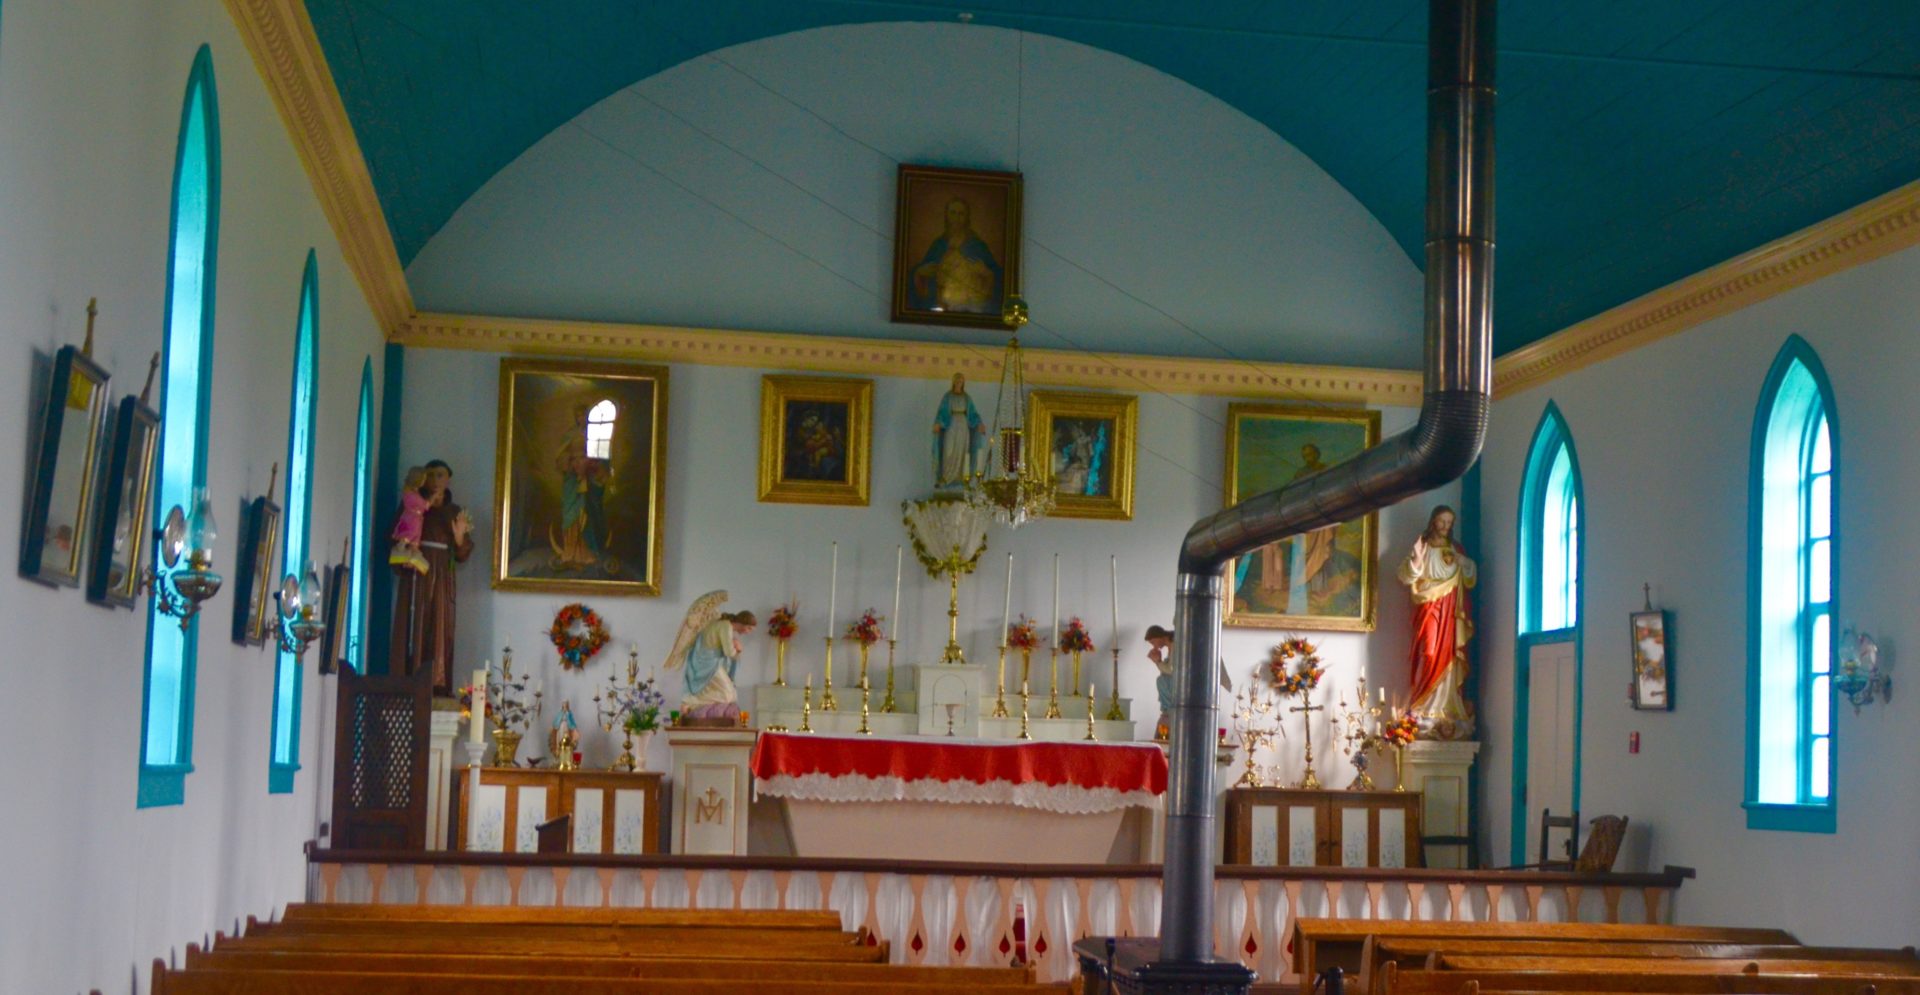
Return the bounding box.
[268,251,319,794]
[138,46,220,808]
[345,359,374,673]
[1745,336,1837,832]
[1510,401,1584,862]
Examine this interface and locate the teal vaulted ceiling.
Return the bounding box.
[307,1,1920,357]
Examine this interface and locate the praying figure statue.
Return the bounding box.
[1398,505,1477,738]
[1145,624,1175,741]
[663,590,757,722]
[931,374,986,488]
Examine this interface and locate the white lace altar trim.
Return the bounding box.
[753,772,1160,815]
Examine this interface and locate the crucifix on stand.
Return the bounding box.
[1290,695,1325,790]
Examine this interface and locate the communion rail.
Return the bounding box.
[304,846,1692,984]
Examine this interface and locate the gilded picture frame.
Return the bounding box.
[890,164,1023,329]
[232,494,282,647]
[1027,390,1137,521]
[1630,609,1673,711]
[492,358,669,596]
[1225,403,1382,631]
[758,375,872,506]
[87,393,160,608]
[20,345,111,587]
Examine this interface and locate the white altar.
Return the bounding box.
[750,659,1140,742]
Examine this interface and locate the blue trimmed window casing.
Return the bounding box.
[1510,401,1584,863]
[269,252,319,794]
[345,360,374,673]
[139,46,220,808]
[1746,336,1837,833]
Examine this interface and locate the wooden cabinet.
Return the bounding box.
[1223,788,1423,868]
[457,767,663,855]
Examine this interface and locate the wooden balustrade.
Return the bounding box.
[306,846,1692,984]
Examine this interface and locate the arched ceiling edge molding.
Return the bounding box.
[226,0,1920,400]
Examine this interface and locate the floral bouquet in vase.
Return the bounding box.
[1059,617,1096,691]
[1382,708,1420,791]
[846,608,884,688]
[766,603,798,685]
[1007,614,1041,686]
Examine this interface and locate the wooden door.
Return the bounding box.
[330,664,431,849]
[1525,638,1578,857]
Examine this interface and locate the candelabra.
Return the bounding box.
[991,646,1010,717]
[1337,678,1386,791]
[820,636,837,711]
[858,683,872,735]
[1018,681,1033,740]
[1045,646,1063,719]
[1104,647,1125,721]
[593,646,655,772]
[1083,686,1098,742]
[800,676,814,733]
[1230,683,1282,788]
[881,639,899,713]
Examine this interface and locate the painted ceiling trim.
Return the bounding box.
[1495,176,1920,397]
[226,1,1920,402]
[395,312,1423,406]
[224,0,412,334]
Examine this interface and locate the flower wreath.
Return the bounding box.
[550,602,611,670]
[1267,636,1324,697]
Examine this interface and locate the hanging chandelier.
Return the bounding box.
[965,295,1055,528]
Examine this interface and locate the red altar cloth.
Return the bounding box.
[749,733,1168,815]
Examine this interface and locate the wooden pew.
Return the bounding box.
[1377,962,1920,995]
[1377,940,1917,970]
[185,945,1036,985]
[1289,918,1799,992]
[1433,955,1920,978]
[280,903,844,930]
[246,916,869,945]
[153,966,1058,995]
[214,930,892,962]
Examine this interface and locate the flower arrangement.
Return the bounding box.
[1382,709,1420,747]
[1058,617,1096,654]
[1267,637,1324,697]
[549,602,611,669]
[602,674,667,735]
[845,608,885,646]
[1006,614,1041,651]
[766,604,798,641]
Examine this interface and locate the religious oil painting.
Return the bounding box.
[758,375,872,506]
[493,359,669,596]
[1225,404,1381,631]
[232,493,281,647]
[1028,390,1137,521]
[1630,609,1673,711]
[890,164,1022,329]
[19,344,110,587]
[87,392,160,608]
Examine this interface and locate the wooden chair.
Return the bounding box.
[1538,809,1579,870]
[1576,816,1628,873]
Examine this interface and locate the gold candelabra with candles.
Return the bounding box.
[1336,677,1387,791]
[1230,681,1282,788]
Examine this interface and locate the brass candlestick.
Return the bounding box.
[1045,648,1063,719]
[1084,686,1098,742]
[990,646,1010,717]
[940,571,966,664]
[820,636,838,711]
[1104,648,1125,721]
[858,683,872,735]
[613,729,636,773]
[1018,681,1033,740]
[881,639,898,713]
[800,677,814,733]
[773,639,789,687]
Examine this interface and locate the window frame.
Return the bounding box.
[138,45,220,809]
[268,251,319,794]
[345,359,374,673]
[1744,335,1838,833]
[1510,400,1586,864]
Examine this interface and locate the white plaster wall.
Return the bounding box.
[400,349,1457,800]
[405,23,1423,369]
[0,3,386,992]
[1478,242,1920,943]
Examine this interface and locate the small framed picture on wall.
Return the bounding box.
[1630,609,1673,710]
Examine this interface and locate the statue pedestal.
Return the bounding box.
[667,728,757,856]
[1404,739,1480,868]
[426,708,462,851]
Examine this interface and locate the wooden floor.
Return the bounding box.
[151,903,1069,993]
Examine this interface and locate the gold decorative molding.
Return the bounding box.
[223,0,414,334]
[396,312,1425,405]
[1494,177,1920,397]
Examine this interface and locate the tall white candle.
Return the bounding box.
[1001,552,1014,648]
[1051,553,1060,639]
[827,542,839,635]
[1110,555,1119,640]
[890,545,903,641]
[469,665,488,743]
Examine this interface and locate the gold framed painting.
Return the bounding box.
[1225,403,1382,631]
[492,358,669,596]
[1028,390,1137,520]
[890,164,1022,329]
[758,375,872,506]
